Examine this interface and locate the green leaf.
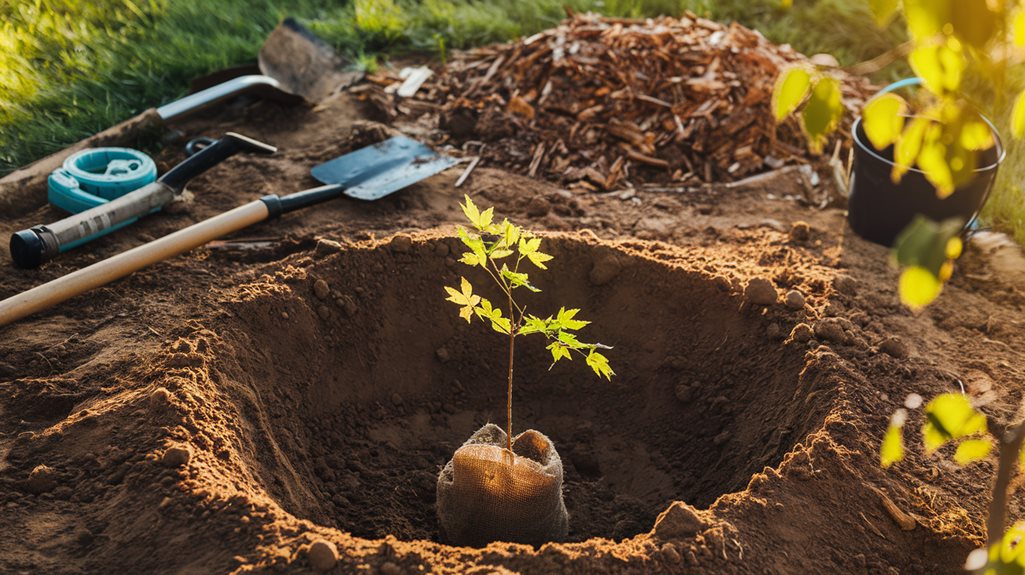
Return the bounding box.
[459,251,481,266]
[772,67,811,122]
[862,93,907,151]
[899,266,943,311]
[586,349,615,380]
[457,226,488,268]
[869,0,899,27]
[1011,90,1025,139]
[953,438,993,465]
[557,330,585,349]
[881,414,905,468]
[922,393,987,453]
[444,277,481,323]
[519,315,550,336]
[801,76,844,154]
[490,248,514,260]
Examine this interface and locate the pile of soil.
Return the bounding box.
[2,18,1025,575]
[365,13,874,190]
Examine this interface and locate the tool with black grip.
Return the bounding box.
[10,133,276,268]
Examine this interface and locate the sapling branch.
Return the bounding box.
[444,195,615,455]
[985,418,1025,548]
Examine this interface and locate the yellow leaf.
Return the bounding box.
[893,116,931,181]
[881,418,905,468]
[917,133,954,198]
[772,67,811,122]
[862,93,907,150]
[801,76,844,154]
[959,117,994,151]
[923,393,987,453]
[1012,90,1025,139]
[909,41,964,95]
[953,438,993,465]
[1015,11,1025,47]
[444,277,481,323]
[899,266,942,311]
[903,0,952,41]
[945,237,963,260]
[460,195,481,227]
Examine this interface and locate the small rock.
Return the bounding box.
[785,289,806,310]
[340,296,359,318]
[162,444,192,468]
[790,323,813,343]
[317,305,332,320]
[390,392,403,406]
[814,318,847,344]
[281,311,289,320]
[744,278,777,306]
[314,239,343,257]
[833,275,858,296]
[879,337,909,359]
[435,347,450,363]
[313,280,331,301]
[653,501,709,539]
[390,234,413,253]
[589,254,623,286]
[379,561,403,575]
[526,196,550,217]
[307,540,338,572]
[434,242,450,257]
[25,465,57,494]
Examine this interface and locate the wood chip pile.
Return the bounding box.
[370,13,875,191]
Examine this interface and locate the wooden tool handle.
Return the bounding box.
[0,200,270,328]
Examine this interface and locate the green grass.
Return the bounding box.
[2,0,1020,245]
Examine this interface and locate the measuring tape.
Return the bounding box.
[47,147,158,214]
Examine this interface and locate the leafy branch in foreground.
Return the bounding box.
[444,195,614,451]
[882,392,1025,574]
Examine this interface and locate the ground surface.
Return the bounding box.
[3,59,1025,575]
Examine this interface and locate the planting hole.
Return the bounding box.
[215,236,832,543]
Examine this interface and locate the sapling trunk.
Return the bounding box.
[986,419,1025,547]
[506,291,515,453]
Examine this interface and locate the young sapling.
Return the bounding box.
[444,195,614,453]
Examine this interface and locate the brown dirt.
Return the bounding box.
[2,66,1025,575]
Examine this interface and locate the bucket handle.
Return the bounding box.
[873,77,922,100]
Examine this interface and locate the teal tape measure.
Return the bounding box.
[48,147,158,213]
[47,148,158,250]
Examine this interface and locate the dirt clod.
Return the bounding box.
[879,337,909,359]
[744,278,778,306]
[785,289,806,310]
[317,305,332,320]
[653,502,709,540]
[390,234,413,253]
[25,464,57,494]
[307,540,338,572]
[589,254,623,286]
[315,239,343,257]
[789,221,812,243]
[814,319,847,344]
[149,387,171,409]
[313,280,331,301]
[833,275,858,296]
[162,444,192,468]
[379,561,403,575]
[790,323,814,343]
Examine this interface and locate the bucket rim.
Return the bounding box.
[851,114,1006,175]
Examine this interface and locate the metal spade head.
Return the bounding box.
[258,17,363,103]
[311,136,459,201]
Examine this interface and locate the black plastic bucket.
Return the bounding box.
[847,83,1005,247]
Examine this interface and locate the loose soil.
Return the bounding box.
[3,33,1025,575]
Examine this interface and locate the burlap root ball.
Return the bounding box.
[436,423,569,546]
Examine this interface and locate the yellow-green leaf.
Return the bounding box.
[881,416,905,468]
[490,248,514,259]
[772,67,811,122]
[444,277,481,322]
[899,266,943,311]
[892,116,931,181]
[555,307,590,331]
[959,117,994,151]
[922,393,987,453]
[869,0,899,27]
[903,0,952,41]
[586,349,615,380]
[917,137,954,198]
[1012,90,1025,139]
[945,237,963,260]
[801,76,844,154]
[460,194,481,227]
[862,93,907,151]
[953,438,993,465]
[547,341,572,365]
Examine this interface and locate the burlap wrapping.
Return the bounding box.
[436,423,569,546]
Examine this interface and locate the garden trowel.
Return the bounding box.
[0,136,457,328]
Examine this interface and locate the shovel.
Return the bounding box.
[0,18,360,208]
[0,137,457,328]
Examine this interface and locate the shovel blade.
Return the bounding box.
[311,136,458,201]
[258,17,362,102]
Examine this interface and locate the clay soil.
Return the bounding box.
[3,83,1025,575]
